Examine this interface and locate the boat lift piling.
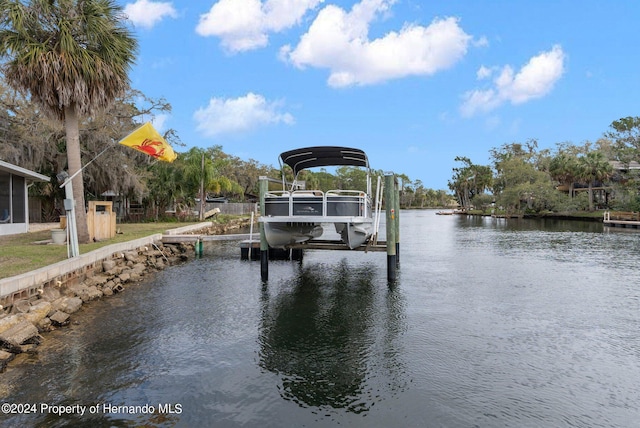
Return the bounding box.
[258,173,400,282]
[259,177,269,281]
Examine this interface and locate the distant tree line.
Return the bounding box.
[0,78,453,223]
[295,169,455,209]
[448,116,640,214]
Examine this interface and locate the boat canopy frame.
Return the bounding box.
[279,146,369,177]
[278,146,371,194]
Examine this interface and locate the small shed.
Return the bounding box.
[87,200,116,241]
[0,160,50,236]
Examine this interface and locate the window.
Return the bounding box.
[12,175,25,223]
[0,171,10,223]
[0,172,27,223]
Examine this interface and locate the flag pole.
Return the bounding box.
[58,123,175,257]
[58,141,117,258]
[59,143,116,189]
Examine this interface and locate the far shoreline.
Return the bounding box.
[410,207,607,222]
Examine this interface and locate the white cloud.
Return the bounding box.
[124,0,178,29]
[473,35,489,48]
[281,0,472,87]
[461,45,566,117]
[194,93,294,137]
[151,114,170,132]
[196,0,323,53]
[476,65,493,80]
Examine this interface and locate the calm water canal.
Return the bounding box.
[2,210,639,427]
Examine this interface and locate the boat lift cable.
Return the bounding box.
[372,176,383,245]
[152,242,169,263]
[248,211,255,258]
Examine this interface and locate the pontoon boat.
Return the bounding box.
[259,146,379,249]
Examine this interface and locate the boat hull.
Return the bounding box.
[334,221,373,249]
[263,222,323,249]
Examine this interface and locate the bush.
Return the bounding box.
[553,192,589,212]
[607,183,640,211]
[471,193,494,213]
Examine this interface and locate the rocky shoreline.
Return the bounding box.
[0,217,253,372]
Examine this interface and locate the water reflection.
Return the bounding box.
[456,214,604,233]
[258,259,407,414]
[6,212,640,426]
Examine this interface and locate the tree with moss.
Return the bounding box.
[0,0,137,242]
[605,116,640,164]
[448,156,493,210]
[490,141,557,214]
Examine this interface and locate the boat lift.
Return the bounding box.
[256,173,400,282]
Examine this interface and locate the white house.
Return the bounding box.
[0,160,50,236]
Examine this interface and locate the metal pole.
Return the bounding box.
[394,175,400,267]
[57,144,115,258]
[199,152,205,221]
[259,176,269,281]
[60,144,114,187]
[385,173,397,282]
[249,211,255,260]
[372,176,382,244]
[63,180,80,258]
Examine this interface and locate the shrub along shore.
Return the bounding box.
[461,209,606,221]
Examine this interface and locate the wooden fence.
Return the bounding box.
[205,202,257,216]
[604,211,640,222]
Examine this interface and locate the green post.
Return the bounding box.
[259,176,269,281]
[385,173,397,282]
[195,238,203,257]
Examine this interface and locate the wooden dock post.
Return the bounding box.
[259,176,269,281]
[385,173,398,282]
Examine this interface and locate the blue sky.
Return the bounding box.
[120,0,640,190]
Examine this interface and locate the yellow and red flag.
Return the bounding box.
[119,122,177,162]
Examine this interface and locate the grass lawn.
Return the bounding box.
[0,222,199,279]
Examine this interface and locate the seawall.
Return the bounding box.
[0,218,255,371]
[0,222,214,307]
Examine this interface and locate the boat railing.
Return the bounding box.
[326,190,371,218]
[263,189,370,217]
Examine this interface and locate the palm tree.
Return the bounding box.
[549,152,579,198]
[182,148,217,221]
[0,0,137,243]
[577,151,613,211]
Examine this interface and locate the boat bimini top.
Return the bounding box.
[279,146,369,176]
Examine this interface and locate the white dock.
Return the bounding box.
[161,233,254,243]
[603,211,640,228]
